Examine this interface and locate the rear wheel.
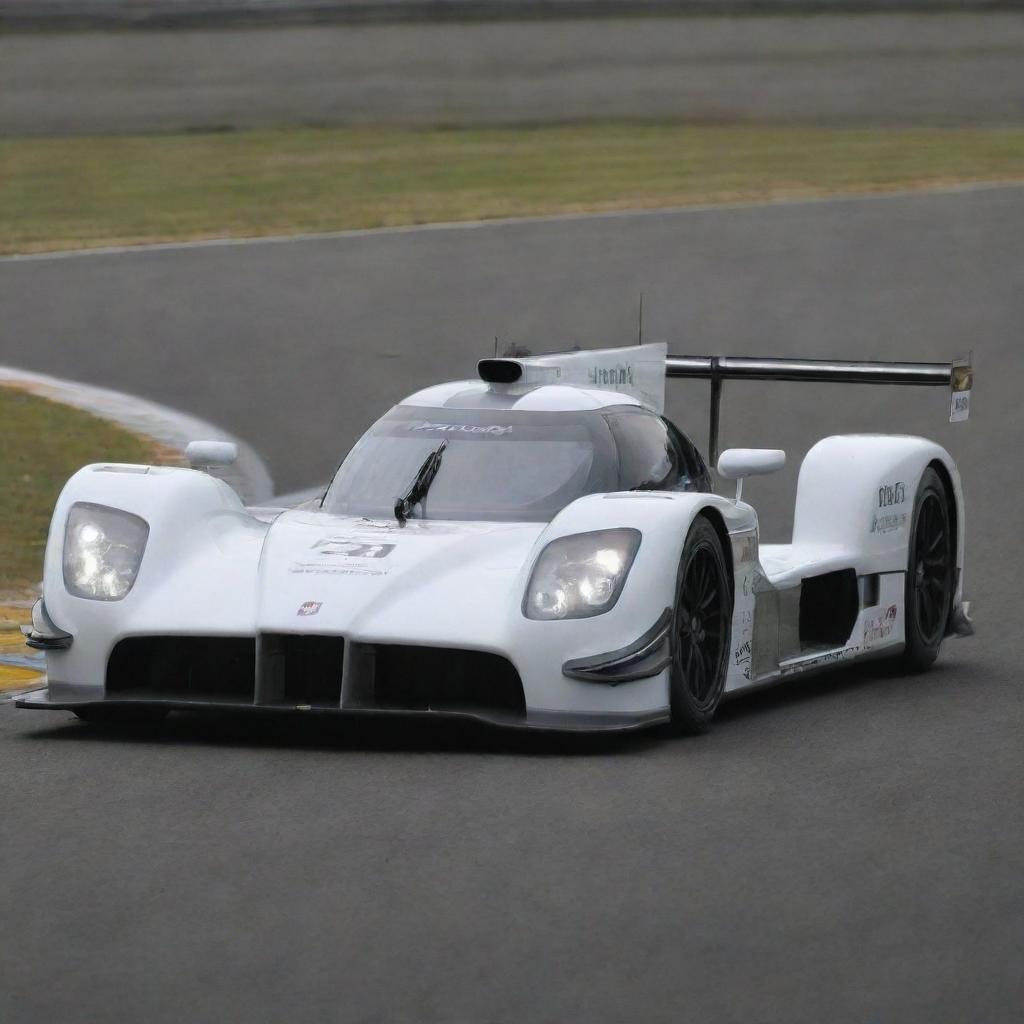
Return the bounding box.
[901,467,954,672]
[668,517,731,733]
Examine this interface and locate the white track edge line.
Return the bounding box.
[3,179,1022,264]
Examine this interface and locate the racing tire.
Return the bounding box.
[73,707,168,729]
[668,516,731,734]
[901,467,955,673]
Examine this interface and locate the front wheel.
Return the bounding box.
[668,516,732,734]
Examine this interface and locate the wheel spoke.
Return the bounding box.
[673,543,730,713]
[910,492,951,645]
[692,648,706,698]
[702,650,716,698]
[696,559,711,605]
[920,580,939,630]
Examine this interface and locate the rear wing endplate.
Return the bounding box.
[667,353,973,462]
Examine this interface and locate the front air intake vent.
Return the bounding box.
[346,643,525,716]
[107,637,255,703]
[258,634,345,708]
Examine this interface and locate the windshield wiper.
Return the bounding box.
[394,440,448,525]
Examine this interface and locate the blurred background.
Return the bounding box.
[2,0,1022,533]
[2,4,1024,1022]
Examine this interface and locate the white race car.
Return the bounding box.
[18,344,974,734]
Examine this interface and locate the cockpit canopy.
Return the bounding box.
[323,404,711,523]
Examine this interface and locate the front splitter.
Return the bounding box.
[15,687,669,734]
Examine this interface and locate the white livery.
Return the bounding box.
[19,344,974,734]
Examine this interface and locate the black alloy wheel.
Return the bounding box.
[902,467,954,671]
[669,516,731,733]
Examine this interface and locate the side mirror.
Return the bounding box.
[186,440,238,469]
[716,448,785,502]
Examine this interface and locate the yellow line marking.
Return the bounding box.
[0,631,31,654]
[0,600,44,690]
[0,664,42,690]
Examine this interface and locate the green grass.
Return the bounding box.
[0,387,168,593]
[2,123,1023,254]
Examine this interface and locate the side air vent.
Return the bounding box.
[477,359,523,384]
[799,569,859,648]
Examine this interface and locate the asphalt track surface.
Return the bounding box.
[3,13,1024,134]
[2,185,1023,1022]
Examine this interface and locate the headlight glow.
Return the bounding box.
[524,528,641,620]
[63,503,149,601]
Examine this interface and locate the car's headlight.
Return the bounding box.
[524,528,641,620]
[63,503,149,601]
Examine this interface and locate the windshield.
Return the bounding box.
[323,406,618,522]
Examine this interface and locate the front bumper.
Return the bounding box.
[15,685,668,733]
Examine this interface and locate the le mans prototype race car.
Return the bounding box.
[18,344,974,734]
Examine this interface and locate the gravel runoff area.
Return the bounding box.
[1,185,1022,1022]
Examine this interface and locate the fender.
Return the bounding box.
[511,489,755,681]
[40,464,270,691]
[792,435,965,576]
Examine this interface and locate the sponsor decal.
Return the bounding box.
[356,519,401,531]
[312,537,395,559]
[353,518,489,535]
[871,511,908,535]
[950,361,972,423]
[409,421,512,436]
[731,532,757,566]
[878,482,906,508]
[733,638,753,680]
[297,600,322,617]
[783,646,860,674]
[864,603,899,643]
[950,390,971,421]
[588,363,635,389]
[290,563,390,577]
[741,568,769,597]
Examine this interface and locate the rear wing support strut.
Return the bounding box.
[666,355,972,464]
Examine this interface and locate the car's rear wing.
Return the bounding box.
[478,344,972,463]
[667,354,973,462]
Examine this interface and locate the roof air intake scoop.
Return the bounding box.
[477,359,524,384]
[476,342,667,412]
